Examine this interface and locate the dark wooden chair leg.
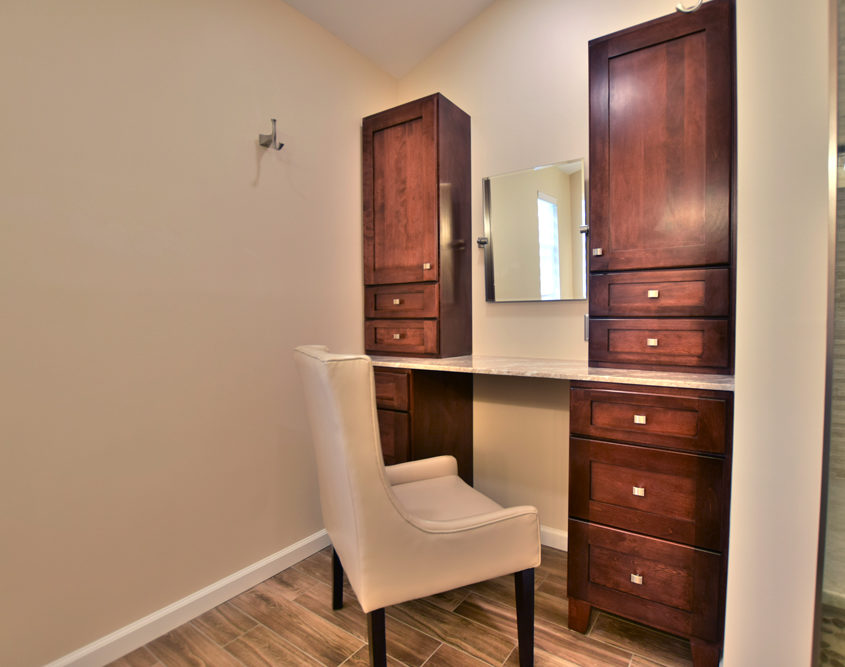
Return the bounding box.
[367,608,386,667]
[332,548,343,610]
[514,568,534,667]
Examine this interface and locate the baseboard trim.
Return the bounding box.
[46,529,331,667]
[540,525,568,551]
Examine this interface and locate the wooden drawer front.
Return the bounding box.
[590,268,729,317]
[571,384,729,454]
[374,369,410,411]
[377,409,410,466]
[568,520,723,642]
[570,438,724,549]
[589,318,729,370]
[366,319,437,355]
[365,284,438,319]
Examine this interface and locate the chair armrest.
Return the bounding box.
[384,456,458,486]
[409,505,539,534]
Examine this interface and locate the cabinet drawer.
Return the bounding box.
[373,369,410,411]
[365,320,437,355]
[590,268,729,317]
[365,284,438,319]
[589,318,729,371]
[570,383,730,454]
[570,437,725,550]
[568,520,723,642]
[377,409,410,466]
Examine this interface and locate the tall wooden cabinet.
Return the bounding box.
[362,94,473,481]
[587,0,735,374]
[363,93,472,358]
[572,4,737,665]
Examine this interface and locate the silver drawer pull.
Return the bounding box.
[646,338,659,347]
[422,262,432,270]
[392,298,402,305]
[633,414,647,425]
[392,333,403,340]
[633,486,646,497]
[592,248,603,256]
[630,573,643,585]
[647,289,659,298]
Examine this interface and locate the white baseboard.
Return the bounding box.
[46,529,331,667]
[540,525,567,551]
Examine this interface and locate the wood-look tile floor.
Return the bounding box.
[109,546,695,667]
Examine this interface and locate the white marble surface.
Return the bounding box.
[370,354,735,391]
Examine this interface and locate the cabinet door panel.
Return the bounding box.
[570,383,730,454]
[363,98,438,285]
[568,520,723,642]
[373,369,410,411]
[377,409,409,466]
[365,284,439,319]
[365,320,437,356]
[589,318,729,371]
[570,437,725,550]
[590,268,729,317]
[589,0,733,271]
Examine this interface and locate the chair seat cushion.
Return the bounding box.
[391,475,502,521]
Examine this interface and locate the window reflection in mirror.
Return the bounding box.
[481,159,587,302]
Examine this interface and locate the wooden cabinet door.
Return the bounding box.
[363,97,439,285]
[589,0,734,272]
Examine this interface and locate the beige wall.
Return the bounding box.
[400,0,833,663]
[0,1,395,664]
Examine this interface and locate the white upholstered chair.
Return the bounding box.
[294,345,541,666]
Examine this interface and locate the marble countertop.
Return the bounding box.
[370,354,735,391]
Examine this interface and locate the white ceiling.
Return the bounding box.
[283,0,497,78]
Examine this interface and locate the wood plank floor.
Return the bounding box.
[108,546,695,667]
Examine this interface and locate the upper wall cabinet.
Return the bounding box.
[588,0,735,374]
[362,93,471,358]
[588,0,734,272]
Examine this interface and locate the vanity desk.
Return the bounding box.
[371,354,734,666]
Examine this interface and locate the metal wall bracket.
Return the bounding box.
[259,118,284,150]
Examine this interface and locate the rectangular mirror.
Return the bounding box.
[481,159,587,302]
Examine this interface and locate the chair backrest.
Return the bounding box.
[293,345,392,585]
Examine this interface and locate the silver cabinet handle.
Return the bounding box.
[633,486,645,497]
[630,573,643,585]
[633,414,647,425]
[647,289,659,298]
[392,333,403,340]
[392,298,402,305]
[592,248,603,256]
[422,262,432,270]
[646,338,659,347]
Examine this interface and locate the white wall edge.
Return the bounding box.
[46,529,331,667]
[540,525,568,551]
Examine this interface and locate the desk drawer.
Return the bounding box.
[590,268,730,317]
[570,383,730,454]
[568,520,723,642]
[365,284,438,318]
[570,437,725,550]
[589,318,729,371]
[377,409,409,466]
[366,319,437,355]
[374,369,410,411]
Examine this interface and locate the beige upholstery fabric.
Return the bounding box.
[294,345,541,613]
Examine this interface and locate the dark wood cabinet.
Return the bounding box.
[374,368,473,484]
[568,381,733,667]
[363,93,471,358]
[588,0,735,373]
